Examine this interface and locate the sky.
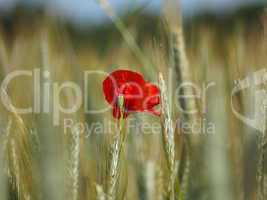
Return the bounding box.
[0,0,264,25]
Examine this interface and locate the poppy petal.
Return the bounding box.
[144,83,160,109]
[103,69,161,119]
[145,83,160,97]
[109,70,145,87]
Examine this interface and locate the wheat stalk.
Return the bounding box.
[164,0,199,134]
[159,73,178,200]
[107,133,123,200]
[97,0,154,78]
[162,3,196,198]
[106,97,127,200]
[256,11,267,199]
[178,158,190,200]
[0,118,11,200]
[0,88,34,200]
[257,131,266,200]
[10,139,21,197]
[69,127,81,200]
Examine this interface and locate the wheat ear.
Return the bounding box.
[107,96,126,200]
[159,73,178,200]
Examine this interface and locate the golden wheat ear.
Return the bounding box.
[6,114,35,200]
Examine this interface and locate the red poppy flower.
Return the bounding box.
[103,70,160,119]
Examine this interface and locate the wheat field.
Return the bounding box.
[0,1,266,200]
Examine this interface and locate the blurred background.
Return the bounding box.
[0,0,266,200]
